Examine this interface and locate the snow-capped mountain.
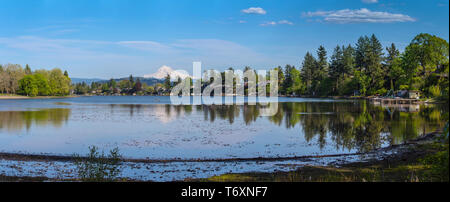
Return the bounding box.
[143,65,191,80]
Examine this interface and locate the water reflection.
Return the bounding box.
[144,102,446,153]
[0,108,71,132]
[0,101,447,154]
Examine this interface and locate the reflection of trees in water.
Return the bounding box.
[193,101,447,153]
[84,102,446,153]
[0,108,71,132]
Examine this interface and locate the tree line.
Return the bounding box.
[0,64,71,97]
[279,33,448,100]
[73,75,170,96]
[72,33,448,101]
[176,33,448,100]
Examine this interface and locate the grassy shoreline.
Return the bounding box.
[193,134,448,182]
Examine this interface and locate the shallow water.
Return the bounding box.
[0,96,447,160]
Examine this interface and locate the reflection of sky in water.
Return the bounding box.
[0,96,447,159]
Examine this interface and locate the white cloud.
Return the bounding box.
[0,36,110,53]
[362,0,378,4]
[241,7,267,15]
[260,20,294,26]
[117,41,173,53]
[0,36,277,77]
[239,20,247,24]
[260,21,277,26]
[278,20,294,25]
[303,8,416,23]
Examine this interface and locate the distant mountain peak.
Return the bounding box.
[143,65,190,80]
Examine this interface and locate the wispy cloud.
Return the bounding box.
[0,36,110,53]
[117,41,173,53]
[26,25,82,36]
[303,8,416,23]
[260,21,277,26]
[260,20,294,26]
[278,20,294,25]
[362,0,378,4]
[0,36,277,77]
[241,7,267,15]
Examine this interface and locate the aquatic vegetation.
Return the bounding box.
[73,146,122,182]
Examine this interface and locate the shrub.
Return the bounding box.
[375,88,388,96]
[399,85,409,90]
[428,85,441,98]
[74,146,122,182]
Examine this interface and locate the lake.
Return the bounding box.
[0,96,447,160]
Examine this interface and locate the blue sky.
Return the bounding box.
[0,0,448,79]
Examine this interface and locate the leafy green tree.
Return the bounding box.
[118,80,130,90]
[101,83,110,93]
[402,33,449,97]
[108,79,117,89]
[353,70,370,96]
[290,67,304,95]
[48,68,71,96]
[34,73,50,96]
[19,75,38,96]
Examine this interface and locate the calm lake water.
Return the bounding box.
[0,96,447,160]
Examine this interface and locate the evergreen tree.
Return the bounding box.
[385,43,402,90]
[329,46,343,94]
[164,73,171,90]
[128,75,134,89]
[366,34,385,94]
[274,66,285,95]
[355,36,370,72]
[314,46,328,94]
[25,64,32,75]
[282,65,295,95]
[134,78,143,92]
[301,52,317,95]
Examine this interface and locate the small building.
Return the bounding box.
[395,90,408,98]
[408,91,420,99]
